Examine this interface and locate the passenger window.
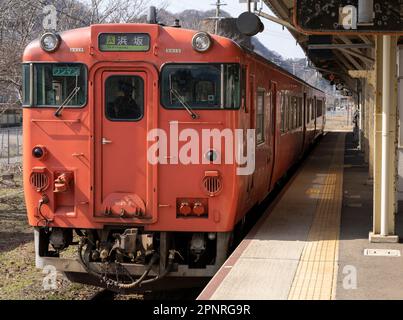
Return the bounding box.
[241,66,247,111]
[284,95,289,132]
[298,97,303,127]
[281,94,285,133]
[288,95,292,131]
[256,90,265,144]
[105,75,144,121]
[292,97,297,129]
[317,100,323,117]
[311,99,316,121]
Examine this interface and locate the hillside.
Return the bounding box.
[153,8,333,95]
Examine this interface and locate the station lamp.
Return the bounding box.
[40,32,61,52]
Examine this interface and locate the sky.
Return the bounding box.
[161,0,306,59]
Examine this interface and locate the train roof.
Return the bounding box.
[241,45,325,94]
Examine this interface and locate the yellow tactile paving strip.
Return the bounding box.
[288,134,345,300]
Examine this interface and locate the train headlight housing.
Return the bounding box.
[205,150,218,163]
[32,146,47,160]
[40,32,61,52]
[192,32,212,52]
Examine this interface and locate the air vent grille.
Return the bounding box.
[30,172,49,192]
[202,176,222,196]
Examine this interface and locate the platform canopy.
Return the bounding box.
[262,0,402,93]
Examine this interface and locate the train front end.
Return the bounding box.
[22,24,249,290]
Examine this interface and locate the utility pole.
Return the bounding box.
[212,0,226,34]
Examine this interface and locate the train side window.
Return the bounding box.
[281,93,285,133]
[311,100,316,120]
[317,100,323,117]
[224,64,241,109]
[298,97,303,127]
[289,96,293,130]
[256,89,265,144]
[105,75,144,121]
[284,95,289,132]
[288,95,292,131]
[306,99,309,124]
[292,97,297,129]
[269,90,275,136]
[296,97,299,128]
[22,64,31,106]
[241,66,247,111]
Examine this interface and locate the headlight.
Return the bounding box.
[205,150,218,162]
[40,32,61,52]
[192,32,212,52]
[32,146,47,160]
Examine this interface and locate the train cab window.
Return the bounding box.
[33,63,87,107]
[105,76,144,121]
[256,90,265,144]
[161,63,240,109]
[22,64,31,106]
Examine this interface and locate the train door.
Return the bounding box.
[93,67,157,222]
[255,86,269,199]
[246,74,255,196]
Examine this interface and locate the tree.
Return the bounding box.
[0,0,166,108]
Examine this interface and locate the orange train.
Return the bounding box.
[22,22,325,290]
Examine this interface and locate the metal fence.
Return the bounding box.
[0,127,22,164]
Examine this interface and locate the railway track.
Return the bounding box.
[89,287,203,301]
[87,148,310,302]
[90,289,116,301]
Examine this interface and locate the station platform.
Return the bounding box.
[198,132,403,300]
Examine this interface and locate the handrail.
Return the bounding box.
[31,119,81,123]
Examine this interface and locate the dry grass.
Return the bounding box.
[0,164,99,300]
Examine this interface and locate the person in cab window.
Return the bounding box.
[113,81,141,120]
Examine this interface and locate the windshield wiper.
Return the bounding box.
[170,88,199,120]
[54,86,81,117]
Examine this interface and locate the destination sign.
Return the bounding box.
[295,0,403,34]
[52,66,81,77]
[98,33,150,52]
